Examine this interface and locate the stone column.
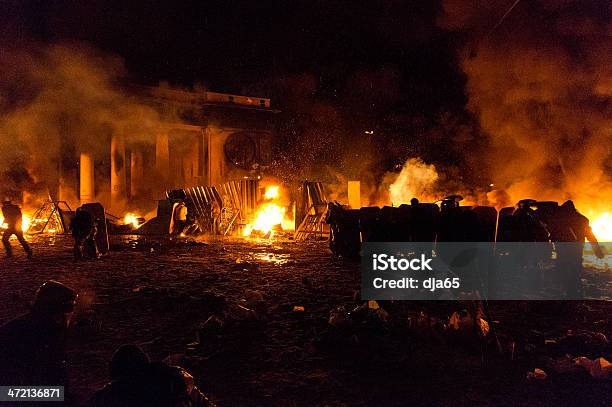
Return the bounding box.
[79,153,95,204]
[130,148,144,198]
[155,132,170,196]
[110,134,126,211]
[155,132,170,176]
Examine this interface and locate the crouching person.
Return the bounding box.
[93,344,215,407]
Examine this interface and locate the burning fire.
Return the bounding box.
[243,202,286,238]
[591,212,612,242]
[0,214,31,232]
[243,185,290,238]
[264,185,280,200]
[123,213,140,228]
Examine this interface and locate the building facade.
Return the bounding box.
[73,87,277,212]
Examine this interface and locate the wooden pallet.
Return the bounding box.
[294,206,329,241]
[294,181,328,241]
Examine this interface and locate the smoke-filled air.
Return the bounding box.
[439,0,611,220]
[0,43,164,209]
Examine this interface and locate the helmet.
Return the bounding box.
[441,195,462,211]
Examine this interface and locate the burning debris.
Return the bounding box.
[243,185,291,239]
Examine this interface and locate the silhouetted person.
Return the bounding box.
[173,201,188,236]
[71,207,98,260]
[553,200,605,299]
[505,200,552,291]
[93,344,215,407]
[410,197,419,207]
[0,280,77,386]
[2,199,32,258]
[509,199,550,242]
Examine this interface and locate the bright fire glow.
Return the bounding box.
[123,213,140,228]
[264,185,280,200]
[243,202,286,238]
[22,215,31,232]
[243,185,290,239]
[388,158,439,205]
[591,212,612,242]
[0,214,31,232]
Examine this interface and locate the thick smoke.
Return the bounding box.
[439,0,612,212]
[0,43,163,209]
[387,158,439,204]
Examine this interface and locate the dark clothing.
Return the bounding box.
[508,208,550,242]
[93,362,214,407]
[552,206,600,298]
[2,227,31,257]
[2,203,31,257]
[0,313,68,386]
[2,203,22,228]
[71,210,98,260]
[71,210,94,237]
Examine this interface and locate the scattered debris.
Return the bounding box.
[196,315,225,343]
[227,303,258,320]
[526,368,547,380]
[328,305,351,328]
[240,289,266,314]
[574,357,611,380]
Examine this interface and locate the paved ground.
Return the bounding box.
[0,235,610,406]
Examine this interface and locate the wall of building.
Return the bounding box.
[69,89,276,211]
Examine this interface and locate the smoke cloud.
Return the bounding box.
[439,0,612,213]
[388,158,439,204]
[0,42,164,208]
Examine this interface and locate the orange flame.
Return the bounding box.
[123,213,140,228]
[243,185,290,239]
[0,214,31,233]
[243,202,286,238]
[591,212,612,242]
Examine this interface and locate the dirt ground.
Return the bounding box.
[0,234,610,406]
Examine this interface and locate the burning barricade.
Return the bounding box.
[242,185,292,239]
[135,179,294,240]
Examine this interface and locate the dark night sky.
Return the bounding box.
[2,1,465,102]
[1,0,476,181]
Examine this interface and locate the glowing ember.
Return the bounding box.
[123,213,140,228]
[591,212,612,242]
